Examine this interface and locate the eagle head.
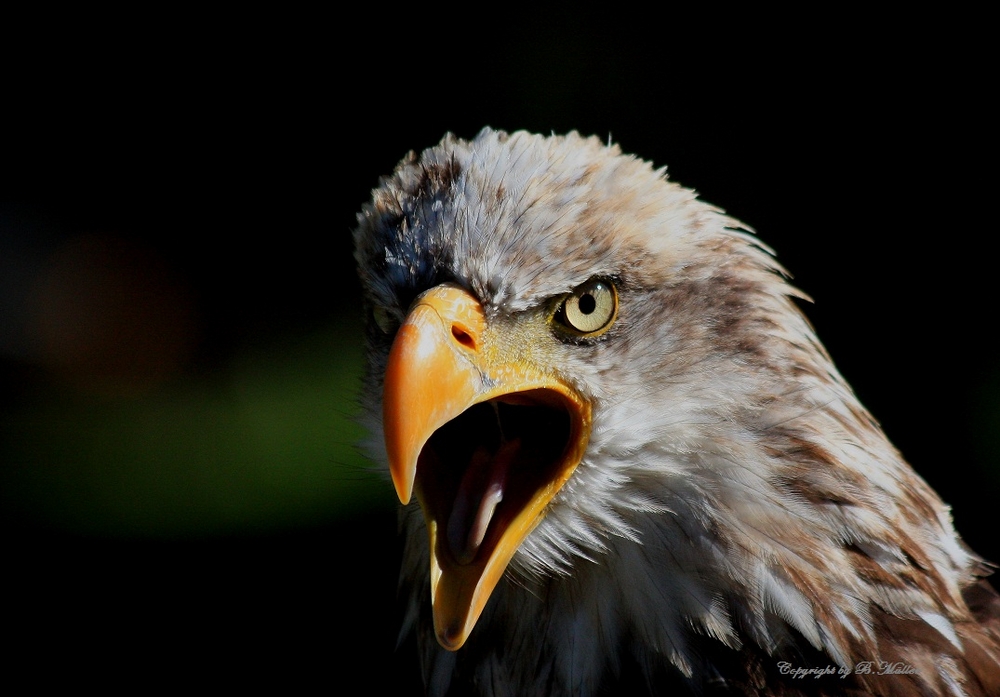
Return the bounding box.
[353,129,1000,696]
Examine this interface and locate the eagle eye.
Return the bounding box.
[555,279,617,337]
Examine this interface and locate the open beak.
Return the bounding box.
[383,284,591,650]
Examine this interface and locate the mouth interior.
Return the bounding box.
[416,389,572,567]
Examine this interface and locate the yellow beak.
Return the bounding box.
[382,284,591,650]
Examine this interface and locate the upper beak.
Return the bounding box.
[382,283,591,650]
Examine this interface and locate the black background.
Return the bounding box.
[2,11,995,691]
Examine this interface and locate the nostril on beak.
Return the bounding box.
[452,325,476,350]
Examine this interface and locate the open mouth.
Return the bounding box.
[380,282,594,649]
[415,389,573,568]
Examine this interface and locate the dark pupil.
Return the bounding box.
[578,293,596,314]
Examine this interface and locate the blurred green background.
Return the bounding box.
[2,10,995,690]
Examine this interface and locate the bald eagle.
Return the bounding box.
[353,129,1000,696]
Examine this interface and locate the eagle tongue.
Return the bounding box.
[446,438,520,565]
